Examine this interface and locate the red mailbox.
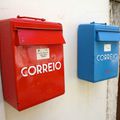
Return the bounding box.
[0,16,65,111]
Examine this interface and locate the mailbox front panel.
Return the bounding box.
[15,45,64,110]
[94,42,119,81]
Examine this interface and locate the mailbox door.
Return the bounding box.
[94,31,119,82]
[14,29,65,110]
[94,42,118,82]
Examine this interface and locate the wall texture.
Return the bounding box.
[108,1,120,120]
[0,0,110,120]
[110,1,120,25]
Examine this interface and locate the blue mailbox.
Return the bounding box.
[77,22,120,82]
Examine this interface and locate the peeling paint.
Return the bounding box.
[106,78,118,120]
[106,2,120,120]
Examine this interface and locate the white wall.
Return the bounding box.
[0,0,110,120]
[0,74,5,120]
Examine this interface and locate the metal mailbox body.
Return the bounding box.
[78,23,120,82]
[0,17,65,111]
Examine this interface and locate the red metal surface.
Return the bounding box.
[17,15,46,21]
[17,29,65,45]
[0,16,65,111]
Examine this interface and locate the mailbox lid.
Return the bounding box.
[94,22,120,32]
[17,29,65,45]
[8,17,65,45]
[10,17,63,30]
[79,23,120,32]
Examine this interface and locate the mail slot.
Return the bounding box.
[0,16,65,111]
[78,22,120,82]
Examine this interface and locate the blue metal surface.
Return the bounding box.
[98,32,120,41]
[77,23,120,82]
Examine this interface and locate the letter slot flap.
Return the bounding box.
[17,29,65,45]
[97,32,120,42]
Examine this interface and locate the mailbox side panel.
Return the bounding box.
[0,20,18,108]
[14,45,65,110]
[77,25,94,82]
